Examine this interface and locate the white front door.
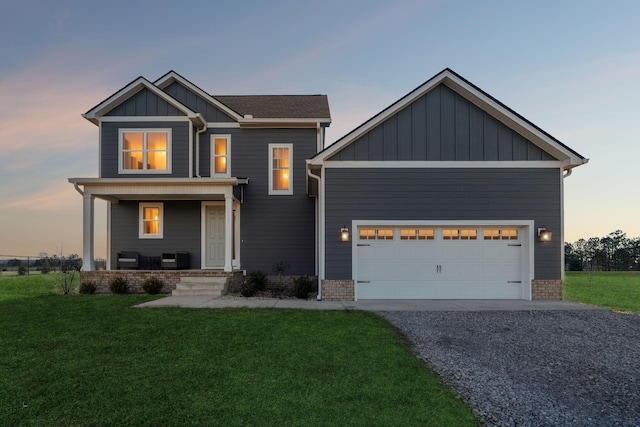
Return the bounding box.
[205,205,225,268]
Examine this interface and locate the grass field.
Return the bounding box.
[0,274,478,426]
[564,271,640,313]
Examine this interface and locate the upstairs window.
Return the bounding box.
[269,143,293,195]
[139,203,163,239]
[212,135,231,176]
[119,129,171,174]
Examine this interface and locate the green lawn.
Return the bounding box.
[0,275,477,426]
[565,271,640,313]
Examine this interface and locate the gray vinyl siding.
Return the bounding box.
[163,82,236,123]
[101,121,190,178]
[110,200,201,268]
[224,128,316,275]
[328,84,557,162]
[105,88,185,116]
[324,168,562,281]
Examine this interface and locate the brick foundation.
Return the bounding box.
[80,270,244,294]
[321,280,354,301]
[531,279,563,301]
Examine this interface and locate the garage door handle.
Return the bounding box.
[508,281,522,283]
[508,244,522,247]
[357,244,370,247]
[357,280,371,283]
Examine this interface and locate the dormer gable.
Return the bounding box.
[83,76,205,127]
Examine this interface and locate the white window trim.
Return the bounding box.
[268,143,293,195]
[211,134,231,177]
[119,128,172,174]
[139,202,164,239]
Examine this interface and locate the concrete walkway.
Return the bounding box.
[135,296,599,311]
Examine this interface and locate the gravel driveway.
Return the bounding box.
[381,310,640,426]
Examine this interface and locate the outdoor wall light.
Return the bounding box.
[538,226,552,242]
[340,226,350,242]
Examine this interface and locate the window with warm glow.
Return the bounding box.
[120,129,171,173]
[268,143,293,195]
[401,229,435,240]
[443,229,477,240]
[483,229,518,240]
[212,135,230,176]
[139,203,163,239]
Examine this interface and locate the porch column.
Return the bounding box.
[224,194,233,272]
[82,194,95,271]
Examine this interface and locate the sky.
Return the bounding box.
[1,0,639,259]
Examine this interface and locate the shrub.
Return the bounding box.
[294,276,313,299]
[18,266,27,276]
[142,277,164,295]
[240,279,256,297]
[79,281,97,294]
[109,276,129,294]
[249,270,268,291]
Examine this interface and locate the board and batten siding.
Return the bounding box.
[162,82,236,123]
[105,88,186,117]
[110,200,201,268]
[324,168,561,280]
[328,84,556,162]
[101,121,190,178]
[227,128,317,275]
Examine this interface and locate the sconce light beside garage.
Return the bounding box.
[538,226,552,242]
[340,226,350,242]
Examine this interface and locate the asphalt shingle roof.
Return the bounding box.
[214,95,330,119]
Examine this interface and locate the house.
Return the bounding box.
[70,68,587,301]
[69,71,330,283]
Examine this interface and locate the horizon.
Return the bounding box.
[1,1,639,258]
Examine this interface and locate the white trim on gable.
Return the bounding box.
[321,160,563,169]
[309,69,588,170]
[154,71,243,121]
[83,77,205,127]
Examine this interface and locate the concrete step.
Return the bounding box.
[172,277,228,297]
[172,288,224,297]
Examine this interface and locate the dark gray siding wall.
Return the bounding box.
[208,127,316,275]
[324,168,561,280]
[163,82,236,123]
[110,200,201,268]
[329,84,556,162]
[105,89,185,116]
[101,121,190,178]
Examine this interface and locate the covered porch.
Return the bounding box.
[68,177,247,272]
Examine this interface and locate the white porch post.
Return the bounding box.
[224,194,233,272]
[82,194,95,271]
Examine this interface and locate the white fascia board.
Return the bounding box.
[322,160,563,169]
[99,116,190,122]
[310,71,449,164]
[83,77,203,127]
[441,74,586,168]
[154,71,243,122]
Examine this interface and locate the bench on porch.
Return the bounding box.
[116,251,139,270]
[161,251,190,270]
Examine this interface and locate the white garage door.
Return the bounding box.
[355,226,526,299]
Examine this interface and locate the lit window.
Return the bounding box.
[358,228,394,240]
[139,203,163,239]
[401,229,435,240]
[212,135,230,176]
[120,129,171,173]
[269,143,293,195]
[443,229,477,240]
[483,229,518,240]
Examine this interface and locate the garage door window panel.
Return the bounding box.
[443,229,477,240]
[483,229,519,240]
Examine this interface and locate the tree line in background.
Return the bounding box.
[565,230,640,271]
[0,254,82,275]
